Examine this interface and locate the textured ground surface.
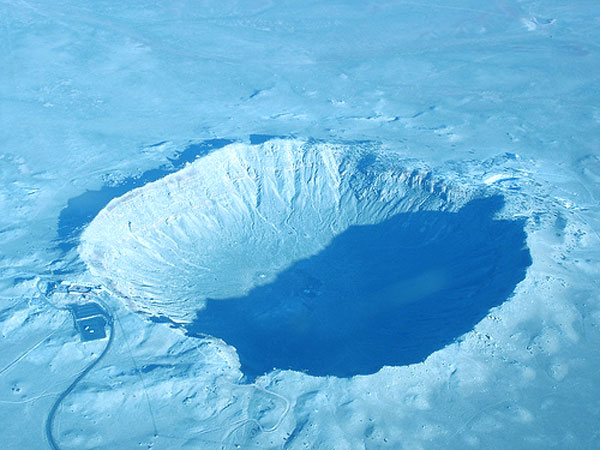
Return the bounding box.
[1,1,599,449]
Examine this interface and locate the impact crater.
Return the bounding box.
[80,140,531,378]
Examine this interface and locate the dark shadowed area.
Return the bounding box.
[187,196,531,379]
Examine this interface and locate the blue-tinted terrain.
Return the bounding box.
[3,0,598,447]
[188,196,531,378]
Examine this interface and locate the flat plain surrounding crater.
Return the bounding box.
[80,140,531,378]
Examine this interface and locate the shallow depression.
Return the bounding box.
[80,139,531,378]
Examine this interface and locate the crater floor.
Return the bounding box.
[188,196,531,378]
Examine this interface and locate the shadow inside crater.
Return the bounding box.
[186,196,531,379]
